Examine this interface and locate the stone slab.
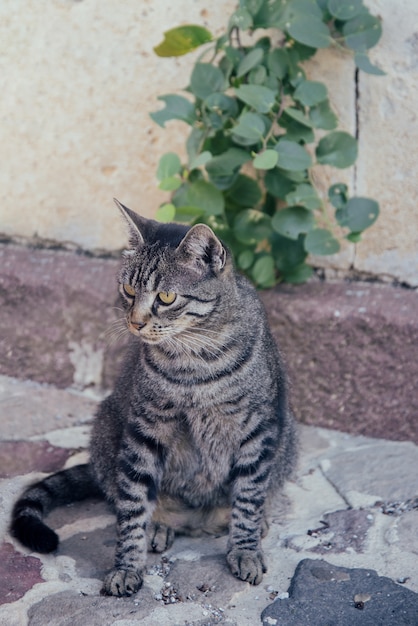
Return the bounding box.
[0,375,97,439]
[261,558,418,626]
[262,282,418,444]
[1,243,417,444]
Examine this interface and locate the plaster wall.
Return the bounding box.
[0,0,417,284]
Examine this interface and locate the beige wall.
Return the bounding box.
[0,0,417,284]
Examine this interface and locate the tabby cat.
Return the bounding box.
[11,201,297,597]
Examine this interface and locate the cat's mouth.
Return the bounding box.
[127,321,170,344]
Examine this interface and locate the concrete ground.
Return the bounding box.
[0,376,417,626]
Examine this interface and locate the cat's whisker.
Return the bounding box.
[171,334,211,367]
[178,333,224,361]
[185,327,236,348]
[180,331,229,357]
[180,335,224,357]
[103,318,129,347]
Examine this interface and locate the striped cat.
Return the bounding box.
[11,201,297,597]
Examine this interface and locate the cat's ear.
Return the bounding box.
[177,224,227,275]
[114,198,145,248]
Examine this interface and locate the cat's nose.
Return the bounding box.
[130,320,146,331]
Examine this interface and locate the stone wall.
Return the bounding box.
[0,0,417,284]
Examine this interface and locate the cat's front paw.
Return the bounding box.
[101,568,143,597]
[147,522,175,553]
[227,548,267,586]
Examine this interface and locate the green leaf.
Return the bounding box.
[232,112,266,141]
[287,42,317,66]
[346,231,362,243]
[150,95,196,128]
[229,6,253,30]
[240,0,265,16]
[354,52,385,75]
[204,93,239,117]
[287,16,331,49]
[280,116,315,143]
[294,80,328,107]
[206,148,251,176]
[154,25,213,57]
[253,149,279,170]
[275,140,312,171]
[206,148,251,189]
[309,99,338,130]
[158,176,182,191]
[156,203,176,222]
[175,180,225,216]
[237,48,264,77]
[234,209,271,244]
[234,84,277,113]
[328,183,348,209]
[316,131,358,168]
[281,168,308,183]
[173,205,205,222]
[272,233,307,271]
[343,14,382,51]
[190,63,225,100]
[283,107,315,128]
[189,151,213,170]
[267,49,289,79]
[186,127,205,163]
[304,228,340,255]
[336,197,379,231]
[157,152,182,180]
[327,0,363,21]
[265,169,295,199]
[282,263,313,283]
[248,65,268,85]
[272,206,315,240]
[286,184,321,210]
[238,249,255,270]
[251,255,276,287]
[278,0,323,27]
[251,0,285,28]
[228,174,263,207]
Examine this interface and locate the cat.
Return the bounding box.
[10,200,298,597]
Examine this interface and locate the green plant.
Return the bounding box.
[150,0,383,286]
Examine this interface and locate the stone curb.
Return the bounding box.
[1,243,417,443]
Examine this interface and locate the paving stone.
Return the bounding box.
[27,589,156,626]
[0,375,97,439]
[165,553,244,606]
[0,440,73,478]
[261,558,418,625]
[308,509,373,554]
[0,542,43,605]
[321,439,418,505]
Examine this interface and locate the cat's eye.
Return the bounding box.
[122,283,136,297]
[157,291,176,305]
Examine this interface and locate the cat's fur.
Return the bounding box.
[10,201,297,597]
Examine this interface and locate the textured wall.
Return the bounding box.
[0,0,417,283]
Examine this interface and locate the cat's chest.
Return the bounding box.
[163,410,238,489]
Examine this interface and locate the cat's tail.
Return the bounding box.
[10,463,102,554]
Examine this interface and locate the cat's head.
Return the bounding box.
[115,200,234,345]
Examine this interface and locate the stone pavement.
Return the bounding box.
[0,375,417,625]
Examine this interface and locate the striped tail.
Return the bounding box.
[10,463,102,554]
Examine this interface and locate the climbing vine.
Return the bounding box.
[151,0,383,286]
